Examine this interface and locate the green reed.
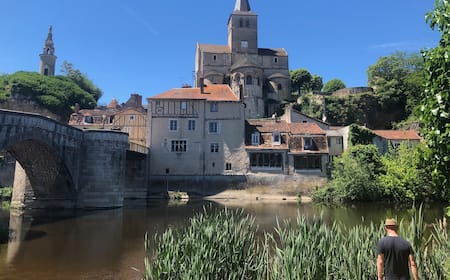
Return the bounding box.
[142,206,449,280]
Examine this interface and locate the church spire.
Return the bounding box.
[234,0,251,12]
[39,25,57,76]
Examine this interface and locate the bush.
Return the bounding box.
[313,145,383,202]
[379,143,433,202]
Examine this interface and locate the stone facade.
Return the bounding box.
[0,109,133,209]
[194,0,292,119]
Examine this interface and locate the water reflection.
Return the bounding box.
[0,200,448,280]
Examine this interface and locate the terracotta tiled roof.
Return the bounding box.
[373,130,422,140]
[150,84,239,102]
[198,44,231,53]
[247,119,325,135]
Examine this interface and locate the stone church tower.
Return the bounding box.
[39,26,57,76]
[195,0,292,118]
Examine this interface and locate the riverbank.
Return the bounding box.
[205,186,312,205]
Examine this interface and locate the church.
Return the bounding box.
[194,0,293,119]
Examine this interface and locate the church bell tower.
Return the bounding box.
[228,0,258,54]
[39,26,57,76]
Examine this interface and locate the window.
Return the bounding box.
[210,143,219,153]
[250,153,282,168]
[180,101,187,110]
[277,84,283,90]
[226,163,232,170]
[241,41,248,48]
[239,18,244,27]
[274,57,279,64]
[169,120,177,131]
[246,75,253,85]
[245,19,250,27]
[304,137,317,150]
[272,131,281,145]
[213,55,217,61]
[251,132,260,145]
[84,116,93,124]
[210,102,218,112]
[209,121,219,134]
[188,119,196,130]
[129,115,135,121]
[294,156,321,170]
[171,140,187,152]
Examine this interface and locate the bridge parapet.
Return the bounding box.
[0,109,136,209]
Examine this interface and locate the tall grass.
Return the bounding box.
[142,206,450,279]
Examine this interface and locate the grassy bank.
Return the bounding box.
[142,206,449,279]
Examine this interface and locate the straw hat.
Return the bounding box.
[385,218,398,226]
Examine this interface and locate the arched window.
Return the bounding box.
[246,75,253,85]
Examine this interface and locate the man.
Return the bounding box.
[376,218,419,280]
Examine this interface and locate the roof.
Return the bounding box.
[234,0,251,12]
[373,130,422,140]
[198,44,231,54]
[149,84,240,102]
[258,48,288,57]
[247,119,325,135]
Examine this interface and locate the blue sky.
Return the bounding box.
[0,0,440,105]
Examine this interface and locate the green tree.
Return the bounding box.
[310,74,323,92]
[420,0,450,200]
[367,52,425,117]
[61,61,103,101]
[379,143,433,202]
[0,71,96,119]
[313,145,383,202]
[323,79,346,93]
[290,68,312,93]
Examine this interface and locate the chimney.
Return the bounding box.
[200,77,204,94]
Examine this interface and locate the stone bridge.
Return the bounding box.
[0,109,148,209]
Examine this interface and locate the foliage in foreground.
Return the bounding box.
[142,207,449,280]
[419,0,450,200]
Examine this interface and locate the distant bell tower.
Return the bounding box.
[228,0,258,54]
[39,26,57,76]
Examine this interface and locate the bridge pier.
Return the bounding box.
[77,131,129,208]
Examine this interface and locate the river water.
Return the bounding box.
[0,199,447,280]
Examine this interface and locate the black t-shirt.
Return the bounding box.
[376,236,414,279]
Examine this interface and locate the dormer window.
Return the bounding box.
[251,132,260,145]
[272,131,281,145]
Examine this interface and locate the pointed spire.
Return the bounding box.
[234,0,251,12]
[45,25,54,48]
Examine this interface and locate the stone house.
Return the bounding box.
[194,0,292,119]
[372,130,422,154]
[245,119,329,177]
[147,84,247,176]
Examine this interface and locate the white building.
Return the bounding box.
[147,84,248,176]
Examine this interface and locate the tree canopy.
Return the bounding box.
[290,68,323,93]
[61,61,103,101]
[419,0,450,200]
[323,79,346,93]
[0,71,97,120]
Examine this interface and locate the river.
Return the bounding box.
[0,199,447,280]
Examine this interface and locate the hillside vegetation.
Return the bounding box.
[0,71,97,120]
